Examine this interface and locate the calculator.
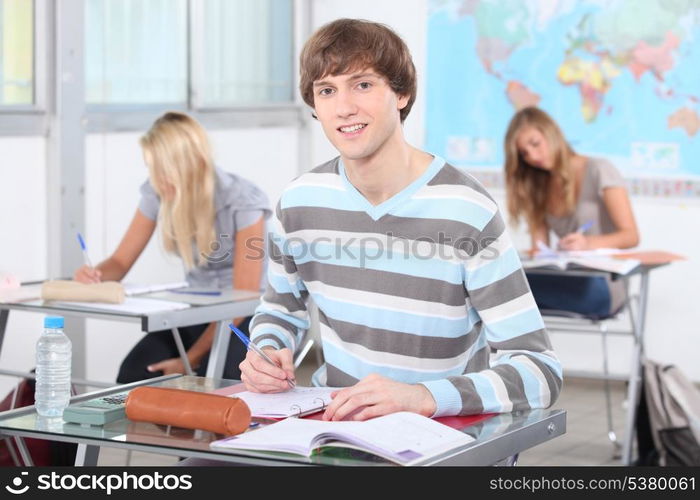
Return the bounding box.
[62,392,129,426]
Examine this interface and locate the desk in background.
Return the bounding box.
[0,375,566,467]
[0,288,261,384]
[523,250,683,465]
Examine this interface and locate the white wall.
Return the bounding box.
[0,137,48,397]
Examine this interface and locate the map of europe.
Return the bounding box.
[426,0,700,178]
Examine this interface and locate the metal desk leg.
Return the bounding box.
[75,443,100,466]
[14,437,34,466]
[622,270,650,465]
[4,438,20,466]
[206,321,230,380]
[0,309,9,356]
[170,328,194,376]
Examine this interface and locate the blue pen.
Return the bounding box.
[228,323,295,389]
[576,221,593,234]
[76,233,94,269]
[171,290,222,296]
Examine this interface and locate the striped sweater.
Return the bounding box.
[250,155,562,417]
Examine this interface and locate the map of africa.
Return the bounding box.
[426,0,700,178]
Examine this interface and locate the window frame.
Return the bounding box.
[0,0,49,135]
[0,0,307,136]
[189,0,296,111]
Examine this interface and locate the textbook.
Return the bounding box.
[232,386,338,418]
[210,411,475,466]
[522,253,640,275]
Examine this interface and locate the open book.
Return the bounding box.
[210,411,475,466]
[231,387,338,418]
[522,249,640,275]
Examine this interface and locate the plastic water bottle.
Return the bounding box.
[35,316,72,417]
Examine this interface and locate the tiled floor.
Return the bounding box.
[97,362,629,466]
[517,377,627,466]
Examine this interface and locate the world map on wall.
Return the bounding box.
[426,0,700,180]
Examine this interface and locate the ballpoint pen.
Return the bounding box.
[171,289,222,296]
[576,221,593,234]
[228,323,296,389]
[76,233,94,269]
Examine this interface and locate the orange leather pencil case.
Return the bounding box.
[125,386,251,436]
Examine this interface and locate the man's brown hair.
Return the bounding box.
[299,18,417,123]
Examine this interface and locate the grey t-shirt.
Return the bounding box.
[138,167,271,289]
[546,157,628,311]
[546,157,626,238]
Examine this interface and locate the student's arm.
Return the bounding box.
[323,210,563,421]
[559,188,639,250]
[444,210,562,415]
[151,216,267,375]
[239,204,309,393]
[73,209,156,283]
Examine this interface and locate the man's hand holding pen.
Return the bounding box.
[239,346,296,393]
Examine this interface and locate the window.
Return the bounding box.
[85,0,295,108]
[193,0,294,107]
[85,0,188,105]
[0,0,34,106]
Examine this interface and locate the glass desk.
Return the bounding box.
[0,375,566,467]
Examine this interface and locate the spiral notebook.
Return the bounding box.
[210,411,475,466]
[231,387,338,418]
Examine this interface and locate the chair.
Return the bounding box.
[536,274,642,459]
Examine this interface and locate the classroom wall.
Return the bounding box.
[0,136,48,398]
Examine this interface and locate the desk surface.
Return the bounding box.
[0,289,261,332]
[0,376,566,466]
[521,249,683,279]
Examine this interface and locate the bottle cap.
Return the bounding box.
[44,316,64,329]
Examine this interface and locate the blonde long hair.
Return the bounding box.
[504,107,576,230]
[140,112,216,269]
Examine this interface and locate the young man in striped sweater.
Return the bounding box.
[239,18,562,420]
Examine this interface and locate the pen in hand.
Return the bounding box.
[228,323,296,389]
[77,232,93,269]
[576,221,593,234]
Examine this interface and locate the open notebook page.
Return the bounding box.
[49,297,191,314]
[211,411,475,466]
[232,387,338,418]
[123,281,189,296]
